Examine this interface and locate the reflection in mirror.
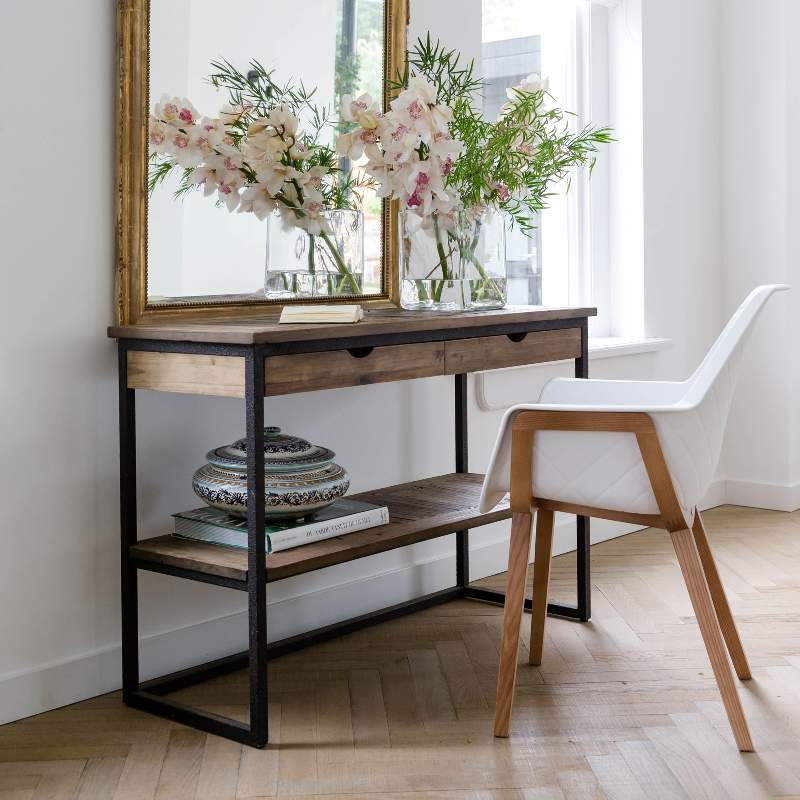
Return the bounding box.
[147,0,386,305]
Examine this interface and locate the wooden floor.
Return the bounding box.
[4,506,800,799]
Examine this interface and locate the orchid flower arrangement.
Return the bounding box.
[338,35,613,236]
[148,60,365,292]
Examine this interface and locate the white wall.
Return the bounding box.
[1,0,786,723]
[718,0,797,506]
[641,0,724,376]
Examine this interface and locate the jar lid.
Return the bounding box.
[205,427,336,474]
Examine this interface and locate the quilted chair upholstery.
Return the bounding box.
[480,284,789,523]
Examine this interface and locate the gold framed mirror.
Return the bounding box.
[115,0,407,324]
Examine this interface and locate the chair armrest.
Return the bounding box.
[479,401,686,514]
[538,377,688,408]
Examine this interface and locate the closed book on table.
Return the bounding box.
[173,500,389,553]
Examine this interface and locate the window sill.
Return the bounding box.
[588,337,671,359]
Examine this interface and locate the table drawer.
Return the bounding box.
[265,342,445,395]
[444,327,582,374]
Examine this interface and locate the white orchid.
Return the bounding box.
[379,117,420,160]
[155,95,198,127]
[190,121,226,158]
[238,184,277,220]
[255,162,298,196]
[265,104,300,138]
[336,126,381,161]
[297,165,327,191]
[216,180,242,211]
[190,164,219,196]
[288,142,311,161]
[244,129,288,165]
[219,102,250,126]
[506,73,549,99]
[148,117,170,153]
[189,154,243,211]
[295,187,331,235]
[429,130,463,162]
[403,160,452,216]
[341,70,465,227]
[197,117,226,145]
[389,76,450,142]
[168,129,205,167]
[407,76,437,106]
[341,92,379,123]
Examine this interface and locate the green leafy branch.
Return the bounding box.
[400,36,614,233]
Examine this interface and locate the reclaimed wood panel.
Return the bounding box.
[264,342,444,396]
[444,327,582,374]
[127,351,245,398]
[129,473,510,582]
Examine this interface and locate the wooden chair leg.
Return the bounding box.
[692,511,752,680]
[494,511,534,738]
[529,509,555,666]
[670,528,754,752]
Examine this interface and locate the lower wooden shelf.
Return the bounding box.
[130,473,510,583]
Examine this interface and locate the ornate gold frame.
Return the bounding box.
[115,0,407,325]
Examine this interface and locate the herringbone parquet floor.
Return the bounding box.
[3,506,800,799]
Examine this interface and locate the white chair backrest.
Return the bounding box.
[681,284,789,408]
[653,284,788,517]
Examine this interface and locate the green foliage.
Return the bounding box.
[392,34,483,105]
[148,153,197,199]
[208,58,332,147]
[403,36,614,232]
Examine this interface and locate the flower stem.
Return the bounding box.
[447,226,504,302]
[274,195,360,295]
[308,234,316,274]
[432,214,451,303]
[319,229,360,294]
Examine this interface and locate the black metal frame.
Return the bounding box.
[117,317,591,747]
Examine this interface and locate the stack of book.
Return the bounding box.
[172,499,389,553]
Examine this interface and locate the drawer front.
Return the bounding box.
[265,342,445,395]
[127,351,245,398]
[444,328,582,374]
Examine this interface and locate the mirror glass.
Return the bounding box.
[147,0,386,305]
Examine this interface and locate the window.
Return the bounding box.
[480,0,616,335]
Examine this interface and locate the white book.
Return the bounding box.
[279,304,364,324]
[173,500,389,553]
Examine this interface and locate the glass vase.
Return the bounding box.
[399,208,507,311]
[265,210,364,299]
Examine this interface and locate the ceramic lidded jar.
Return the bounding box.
[192,427,350,520]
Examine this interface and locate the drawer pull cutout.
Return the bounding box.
[347,346,374,359]
[506,332,528,343]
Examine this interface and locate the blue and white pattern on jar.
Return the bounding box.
[192,427,350,520]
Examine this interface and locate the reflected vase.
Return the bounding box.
[400,208,508,312]
[265,210,364,299]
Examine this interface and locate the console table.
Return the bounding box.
[109,305,596,747]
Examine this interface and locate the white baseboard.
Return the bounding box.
[0,475,786,725]
[720,477,800,512]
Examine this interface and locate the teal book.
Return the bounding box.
[172,500,389,553]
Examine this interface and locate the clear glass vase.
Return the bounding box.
[400,208,507,311]
[265,210,364,299]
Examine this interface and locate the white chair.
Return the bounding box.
[480,284,788,751]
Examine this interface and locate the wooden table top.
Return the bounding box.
[108,305,596,345]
